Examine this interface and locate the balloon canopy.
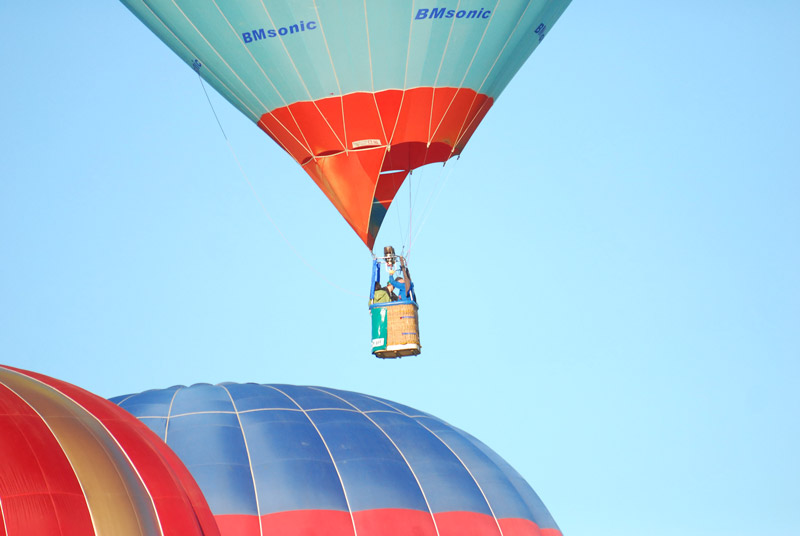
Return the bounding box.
[112,382,562,536]
[0,365,219,536]
[120,0,572,248]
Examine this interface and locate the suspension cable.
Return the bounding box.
[407,157,460,260]
[196,74,365,298]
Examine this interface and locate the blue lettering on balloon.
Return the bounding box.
[535,22,548,42]
[415,7,492,20]
[242,21,317,44]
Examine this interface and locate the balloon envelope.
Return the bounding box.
[120,0,572,248]
[112,382,562,536]
[0,365,219,536]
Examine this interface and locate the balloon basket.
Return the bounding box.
[370,302,421,359]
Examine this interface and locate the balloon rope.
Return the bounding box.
[408,171,413,253]
[407,158,459,259]
[196,75,365,298]
[393,174,407,251]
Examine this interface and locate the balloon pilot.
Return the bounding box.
[371,246,416,303]
[368,246,421,358]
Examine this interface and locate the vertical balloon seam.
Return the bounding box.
[453,0,524,152]
[0,372,99,535]
[310,1,343,96]
[372,91,391,146]
[265,385,360,536]
[211,1,297,108]
[50,379,176,536]
[453,98,493,154]
[153,0,320,158]
[427,15,459,148]
[385,4,416,146]
[363,1,391,152]
[430,1,499,145]
[409,420,508,535]
[258,117,309,163]
[0,378,83,535]
[478,0,529,92]
[125,384,223,536]
[466,436,551,530]
[358,394,507,535]
[0,368,165,536]
[427,4,496,148]
[0,495,7,534]
[447,426,537,518]
[362,3,396,160]
[142,385,245,529]
[163,385,184,444]
[173,1,277,109]
[216,384,268,535]
[430,422,559,535]
[308,0,350,153]
[451,0,522,152]
[137,0,266,119]
[482,1,573,98]
[309,386,443,535]
[62,391,213,536]
[363,2,375,93]
[134,0,291,154]
[196,7,269,122]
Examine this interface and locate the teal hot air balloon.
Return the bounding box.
[120,0,572,249]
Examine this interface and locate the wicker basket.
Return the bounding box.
[374,303,421,359]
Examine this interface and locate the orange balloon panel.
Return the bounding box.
[259,87,492,248]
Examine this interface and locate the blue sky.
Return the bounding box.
[2,2,799,536]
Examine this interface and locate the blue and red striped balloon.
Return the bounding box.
[112,382,562,536]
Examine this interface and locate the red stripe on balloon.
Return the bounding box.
[498,517,563,536]
[259,87,492,165]
[214,510,560,536]
[258,87,493,247]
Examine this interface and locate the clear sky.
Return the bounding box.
[2,2,799,536]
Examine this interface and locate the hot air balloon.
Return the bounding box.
[119,0,572,249]
[112,382,562,536]
[0,365,219,536]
